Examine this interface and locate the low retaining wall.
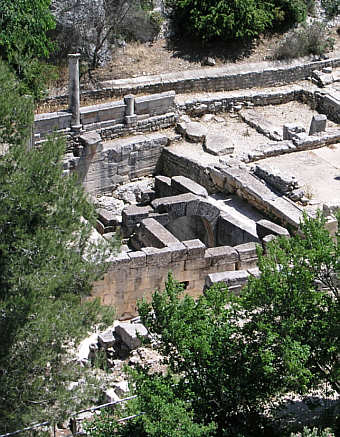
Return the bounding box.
[315,91,340,124]
[69,133,169,194]
[34,91,176,143]
[160,148,304,229]
[44,56,340,104]
[92,240,258,318]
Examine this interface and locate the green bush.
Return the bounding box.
[166,0,309,42]
[274,21,335,59]
[321,0,340,18]
[0,0,56,99]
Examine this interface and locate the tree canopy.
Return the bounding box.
[0,0,56,97]
[87,213,339,437]
[0,60,117,433]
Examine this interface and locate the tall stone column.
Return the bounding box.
[68,53,81,130]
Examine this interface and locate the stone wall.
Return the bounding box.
[315,91,340,124]
[44,56,340,105]
[177,86,303,115]
[33,91,176,144]
[92,240,258,318]
[160,148,304,229]
[70,133,169,194]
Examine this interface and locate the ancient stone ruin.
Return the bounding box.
[35,54,340,318]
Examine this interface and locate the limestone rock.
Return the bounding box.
[256,219,290,240]
[185,122,208,142]
[113,380,129,397]
[202,56,216,66]
[105,388,120,403]
[98,329,115,349]
[204,133,235,156]
[171,175,208,198]
[77,333,98,365]
[115,323,148,350]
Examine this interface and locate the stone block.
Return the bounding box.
[309,114,327,135]
[184,256,211,271]
[167,242,188,262]
[152,193,199,218]
[122,205,153,228]
[205,270,249,290]
[138,218,180,248]
[256,219,290,240]
[185,122,208,142]
[115,323,148,350]
[183,239,206,259]
[148,212,170,227]
[128,251,146,268]
[237,257,258,270]
[262,234,278,253]
[142,247,172,266]
[283,124,305,140]
[234,242,258,261]
[155,175,172,197]
[206,246,238,266]
[97,208,117,227]
[171,176,208,198]
[107,252,131,270]
[247,267,261,278]
[98,329,115,349]
[204,133,235,156]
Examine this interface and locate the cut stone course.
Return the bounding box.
[171,176,208,198]
[203,133,235,156]
[256,219,290,239]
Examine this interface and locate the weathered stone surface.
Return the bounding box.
[204,133,235,156]
[254,163,299,194]
[171,176,208,198]
[257,219,290,239]
[262,234,277,253]
[167,242,188,262]
[97,208,119,227]
[98,329,115,349]
[240,109,282,141]
[138,218,180,248]
[155,175,172,198]
[283,123,305,141]
[206,246,238,266]
[115,323,148,350]
[79,131,102,147]
[185,122,208,142]
[152,193,199,218]
[248,141,295,161]
[142,246,172,266]
[205,270,249,292]
[122,205,153,228]
[128,250,146,268]
[309,114,327,135]
[183,239,206,259]
[234,242,258,260]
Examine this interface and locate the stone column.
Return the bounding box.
[68,53,81,130]
[124,94,137,125]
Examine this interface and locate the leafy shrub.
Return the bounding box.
[274,21,335,59]
[165,0,309,42]
[321,0,340,18]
